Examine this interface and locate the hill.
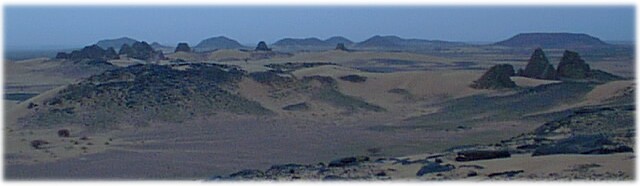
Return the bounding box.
[325,36,354,45]
[355,35,466,50]
[494,33,610,48]
[272,37,354,52]
[95,37,138,50]
[194,36,245,52]
[18,63,270,129]
[273,37,330,47]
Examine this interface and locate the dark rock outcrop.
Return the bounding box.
[56,45,119,61]
[30,140,49,149]
[55,52,69,59]
[470,64,517,89]
[282,103,310,111]
[532,135,633,156]
[174,43,192,53]
[24,63,271,128]
[487,170,524,178]
[339,75,367,83]
[328,156,370,167]
[557,50,591,79]
[227,169,265,179]
[248,71,295,86]
[255,41,272,51]
[520,48,557,80]
[119,41,165,61]
[416,162,455,176]
[455,150,511,162]
[57,129,70,137]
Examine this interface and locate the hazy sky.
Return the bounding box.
[4,6,635,48]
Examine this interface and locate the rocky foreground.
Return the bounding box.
[210,103,635,181]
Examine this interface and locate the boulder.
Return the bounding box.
[557,50,591,79]
[328,156,370,167]
[455,150,511,162]
[57,129,70,137]
[255,41,271,51]
[470,64,517,89]
[174,43,192,53]
[521,48,557,80]
[416,162,455,176]
[30,140,49,149]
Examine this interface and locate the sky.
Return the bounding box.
[3,6,635,49]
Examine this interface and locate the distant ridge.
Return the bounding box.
[325,36,353,45]
[355,35,466,49]
[273,36,354,47]
[495,33,610,48]
[96,37,138,50]
[194,36,245,52]
[273,37,330,47]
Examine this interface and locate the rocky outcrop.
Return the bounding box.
[328,156,370,167]
[470,64,516,89]
[118,41,165,61]
[174,43,192,53]
[339,74,367,83]
[282,103,310,111]
[556,50,591,79]
[532,135,633,156]
[57,129,70,137]
[255,41,272,51]
[55,45,120,61]
[22,63,271,128]
[500,104,634,156]
[455,150,511,162]
[55,52,69,59]
[520,48,557,80]
[416,162,456,176]
[30,140,49,149]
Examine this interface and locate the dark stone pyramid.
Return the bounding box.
[521,48,557,80]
